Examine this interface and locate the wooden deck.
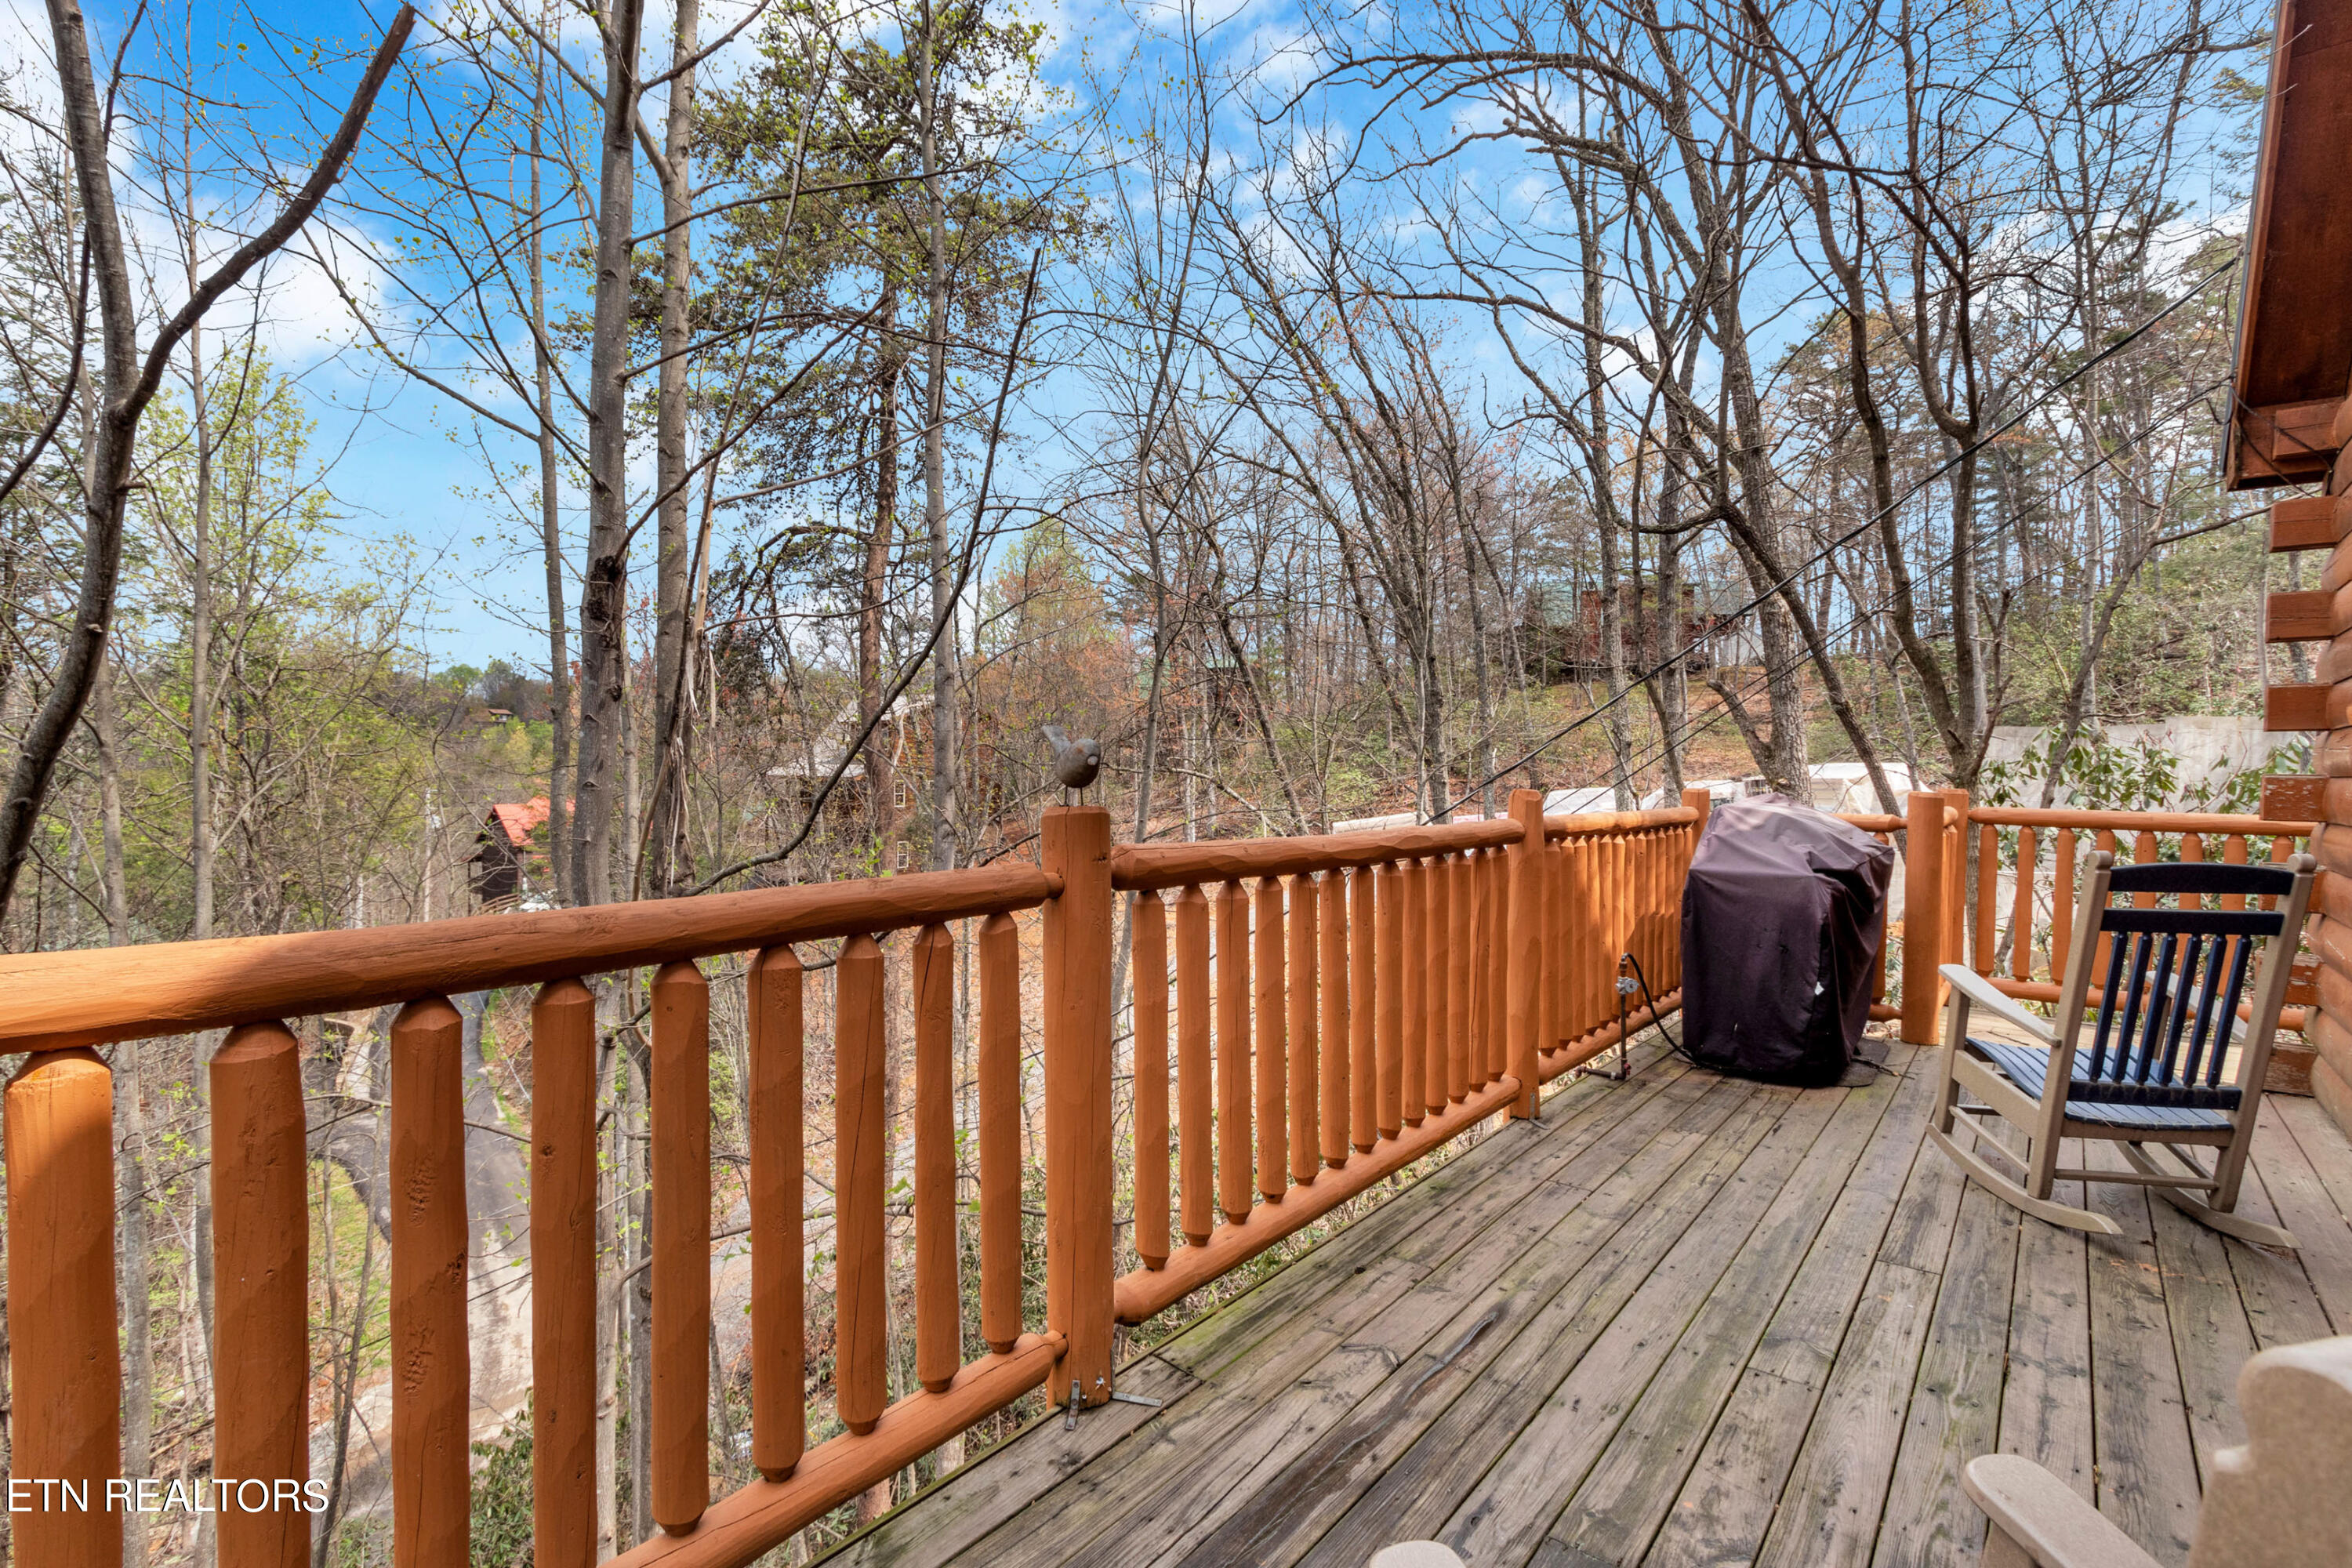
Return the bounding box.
[826,1035,2352,1568]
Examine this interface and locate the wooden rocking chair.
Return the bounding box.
[1926,849,2316,1248]
[1965,1334,2352,1566]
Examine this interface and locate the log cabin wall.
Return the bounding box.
[2231,0,2352,1135]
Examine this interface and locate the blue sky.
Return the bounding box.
[9,0,2265,674]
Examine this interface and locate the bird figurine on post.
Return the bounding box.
[1043,724,1102,804]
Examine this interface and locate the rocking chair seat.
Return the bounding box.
[1967,1037,2235,1131]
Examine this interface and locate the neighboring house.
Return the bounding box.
[764,693,935,869]
[1519,585,1728,681]
[472,797,551,909]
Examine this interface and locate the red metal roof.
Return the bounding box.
[488,797,551,845]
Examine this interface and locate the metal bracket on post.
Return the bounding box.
[1616,956,1638,1080]
[1063,1377,1161,1432]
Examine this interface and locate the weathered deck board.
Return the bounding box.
[822,1046,2352,1568]
[1641,1047,1941,1568]
[2083,1159,2203,1566]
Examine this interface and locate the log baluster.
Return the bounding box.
[914,925,961,1389]
[213,1021,309,1568]
[1400,858,1426,1127]
[1508,789,1544,1114]
[2222,835,2250,911]
[1575,837,1599,1038]
[1901,791,1947,1045]
[2053,830,2078,982]
[1217,880,1252,1219]
[652,961,712,1532]
[978,913,1025,1341]
[1976,823,2000,975]
[1541,841,1563,1062]
[835,936,887,1434]
[3,1048,121,1568]
[2010,829,2038,981]
[1288,874,1319,1187]
[1254,875,1288,1200]
[1317,870,1350,1170]
[1174,890,1213,1248]
[1552,837,1573,1044]
[2092,827,2121,975]
[390,996,470,1566]
[1483,845,1508,1087]
[1377,861,1406,1140]
[1345,869,1374,1152]
[1443,851,1469,1109]
[532,982,600,1555]
[1944,799,1967,973]
[1134,895,1171,1269]
[748,947,807,1472]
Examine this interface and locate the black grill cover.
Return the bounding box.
[1680,795,1895,1086]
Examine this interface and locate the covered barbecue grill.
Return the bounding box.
[1680,795,1895,1085]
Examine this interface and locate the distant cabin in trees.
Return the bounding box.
[471,797,551,909]
[764,693,935,868]
[1518,583,1730,681]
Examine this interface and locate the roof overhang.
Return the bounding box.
[2228,0,2352,489]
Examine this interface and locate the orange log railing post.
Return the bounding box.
[532,980,600,1562]
[1041,804,1116,1408]
[212,1020,310,1568]
[390,996,470,1568]
[1508,789,1544,1116]
[1902,791,1947,1045]
[4,1047,122,1568]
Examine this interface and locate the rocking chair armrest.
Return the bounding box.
[1940,965,2058,1047]
[1962,1455,2161,1568]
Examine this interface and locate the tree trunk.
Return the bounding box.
[573,0,647,909]
[919,9,960,874]
[647,0,700,897]
[863,290,902,841]
[529,25,574,906]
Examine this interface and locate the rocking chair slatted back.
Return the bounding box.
[2069,859,2299,1111]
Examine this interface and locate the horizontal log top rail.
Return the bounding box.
[1108,818,1519,890]
[1968,806,2316,837]
[0,862,1058,1051]
[1543,805,1701,840]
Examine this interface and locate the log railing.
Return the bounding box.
[1108,797,1701,1325]
[1948,804,2318,1032]
[3,784,1898,1568]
